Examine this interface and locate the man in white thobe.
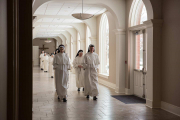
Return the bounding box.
[42,53,49,72]
[40,51,44,70]
[83,44,100,100]
[73,50,84,92]
[49,54,54,78]
[53,45,71,102]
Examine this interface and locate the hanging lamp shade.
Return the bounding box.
[72,13,94,20]
[72,0,94,20]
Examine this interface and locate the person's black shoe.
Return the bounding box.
[86,95,89,99]
[51,76,53,78]
[63,98,67,102]
[41,68,43,70]
[93,96,97,100]
[83,88,84,91]
[77,88,80,91]
[58,96,60,100]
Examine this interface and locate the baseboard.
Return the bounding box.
[161,101,180,117]
[125,88,132,95]
[98,78,116,89]
[146,99,153,108]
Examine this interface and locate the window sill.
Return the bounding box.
[98,73,109,79]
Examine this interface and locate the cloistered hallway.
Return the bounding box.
[32,67,180,120]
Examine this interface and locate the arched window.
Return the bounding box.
[99,13,109,75]
[86,26,91,52]
[129,0,147,27]
[77,32,80,50]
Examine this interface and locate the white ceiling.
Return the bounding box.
[34,2,106,16]
[33,2,106,38]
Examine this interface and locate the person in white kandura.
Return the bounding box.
[43,53,49,72]
[83,44,100,100]
[53,45,71,102]
[73,50,85,92]
[40,51,44,70]
[49,53,54,78]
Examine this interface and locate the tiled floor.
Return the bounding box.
[33,67,180,120]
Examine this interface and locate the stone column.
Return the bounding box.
[72,41,77,73]
[80,40,85,52]
[89,37,97,49]
[67,41,71,58]
[144,19,163,108]
[113,29,126,93]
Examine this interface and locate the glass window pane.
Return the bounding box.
[99,14,109,75]
[135,34,143,70]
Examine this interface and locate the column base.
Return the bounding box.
[115,87,125,94]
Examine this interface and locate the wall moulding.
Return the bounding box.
[128,19,163,31]
[144,19,163,28]
[113,29,126,35]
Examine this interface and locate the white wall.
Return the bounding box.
[162,0,180,107]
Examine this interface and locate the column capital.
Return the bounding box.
[80,39,85,42]
[144,19,163,28]
[89,36,96,41]
[113,29,126,35]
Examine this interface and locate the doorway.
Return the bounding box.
[133,30,147,99]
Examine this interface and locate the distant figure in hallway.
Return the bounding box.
[43,53,49,72]
[40,51,44,70]
[49,54,54,78]
[73,50,85,92]
[83,44,100,100]
[53,45,71,102]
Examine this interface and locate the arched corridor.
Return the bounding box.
[1,0,180,119]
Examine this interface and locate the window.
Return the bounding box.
[140,5,147,24]
[129,0,147,27]
[86,26,91,51]
[99,13,109,75]
[135,34,143,70]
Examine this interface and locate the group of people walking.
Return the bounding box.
[39,44,100,102]
[39,51,54,78]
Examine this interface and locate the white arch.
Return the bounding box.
[53,36,62,46]
[58,34,66,45]
[84,17,96,37]
[65,28,77,42]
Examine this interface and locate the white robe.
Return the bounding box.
[40,53,44,69]
[49,57,54,77]
[42,56,49,71]
[73,56,85,88]
[83,52,100,97]
[53,55,56,90]
[53,53,71,99]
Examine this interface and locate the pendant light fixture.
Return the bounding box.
[72,0,94,20]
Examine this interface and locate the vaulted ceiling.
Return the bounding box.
[33,1,106,38]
